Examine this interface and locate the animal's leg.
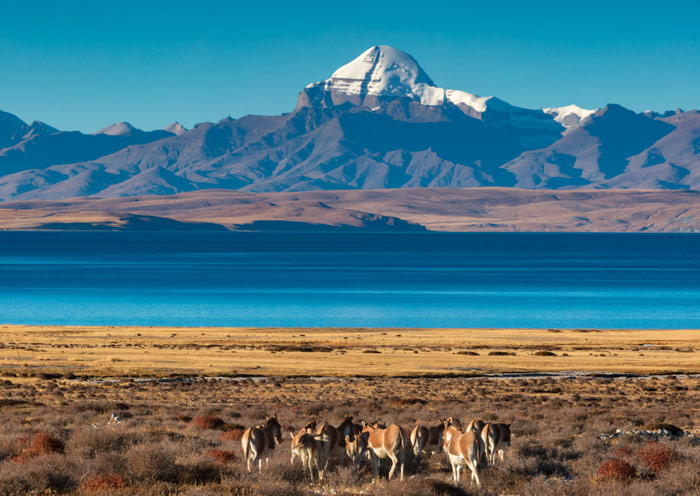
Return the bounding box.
[306,452,315,482]
[371,452,379,482]
[451,461,458,484]
[471,460,481,486]
[320,442,330,474]
[387,453,398,480]
[499,448,506,462]
[399,454,405,480]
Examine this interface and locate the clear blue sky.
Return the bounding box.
[2,0,698,132]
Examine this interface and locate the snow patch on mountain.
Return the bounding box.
[543,105,596,129]
[445,90,492,113]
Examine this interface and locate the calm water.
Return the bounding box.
[1,231,700,329]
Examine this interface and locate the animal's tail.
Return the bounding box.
[400,427,410,452]
[241,429,252,459]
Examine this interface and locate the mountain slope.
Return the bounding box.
[0,45,698,200]
[504,105,676,188]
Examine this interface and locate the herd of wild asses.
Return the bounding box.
[241,414,511,486]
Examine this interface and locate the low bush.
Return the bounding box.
[638,441,674,473]
[220,428,244,442]
[205,449,237,464]
[597,458,636,481]
[80,473,127,492]
[189,415,224,430]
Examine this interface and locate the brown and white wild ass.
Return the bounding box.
[481,422,511,465]
[344,430,369,469]
[410,420,445,461]
[241,414,282,473]
[361,421,410,481]
[290,421,322,481]
[314,415,358,479]
[442,419,481,486]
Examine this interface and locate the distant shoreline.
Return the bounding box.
[1,187,700,232]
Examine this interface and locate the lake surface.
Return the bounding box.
[1,231,700,329]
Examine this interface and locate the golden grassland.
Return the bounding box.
[1,325,699,378]
[1,325,700,495]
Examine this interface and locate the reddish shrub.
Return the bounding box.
[189,415,224,430]
[26,431,65,456]
[205,449,237,464]
[613,446,633,458]
[11,431,65,462]
[597,459,636,481]
[220,428,245,441]
[638,442,673,473]
[80,473,127,492]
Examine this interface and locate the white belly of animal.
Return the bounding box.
[373,447,390,458]
[449,453,466,466]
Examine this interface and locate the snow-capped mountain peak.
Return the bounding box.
[329,45,436,97]
[165,122,187,135]
[96,121,136,136]
[302,45,448,107]
[542,105,597,129]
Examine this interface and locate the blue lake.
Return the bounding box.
[1,231,700,329]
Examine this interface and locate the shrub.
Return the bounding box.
[638,441,673,473]
[205,449,237,464]
[597,459,636,481]
[189,415,224,430]
[11,431,64,462]
[533,351,557,356]
[0,454,77,494]
[66,428,129,458]
[176,414,192,423]
[80,473,127,492]
[220,428,244,442]
[124,444,178,483]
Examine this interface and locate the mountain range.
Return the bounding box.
[1,45,698,201]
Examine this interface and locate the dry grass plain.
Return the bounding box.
[1,325,699,378]
[1,326,700,495]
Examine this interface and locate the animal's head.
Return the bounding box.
[264,414,282,445]
[441,418,460,448]
[447,416,462,429]
[345,432,368,466]
[303,420,317,432]
[502,424,512,446]
[371,420,386,429]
